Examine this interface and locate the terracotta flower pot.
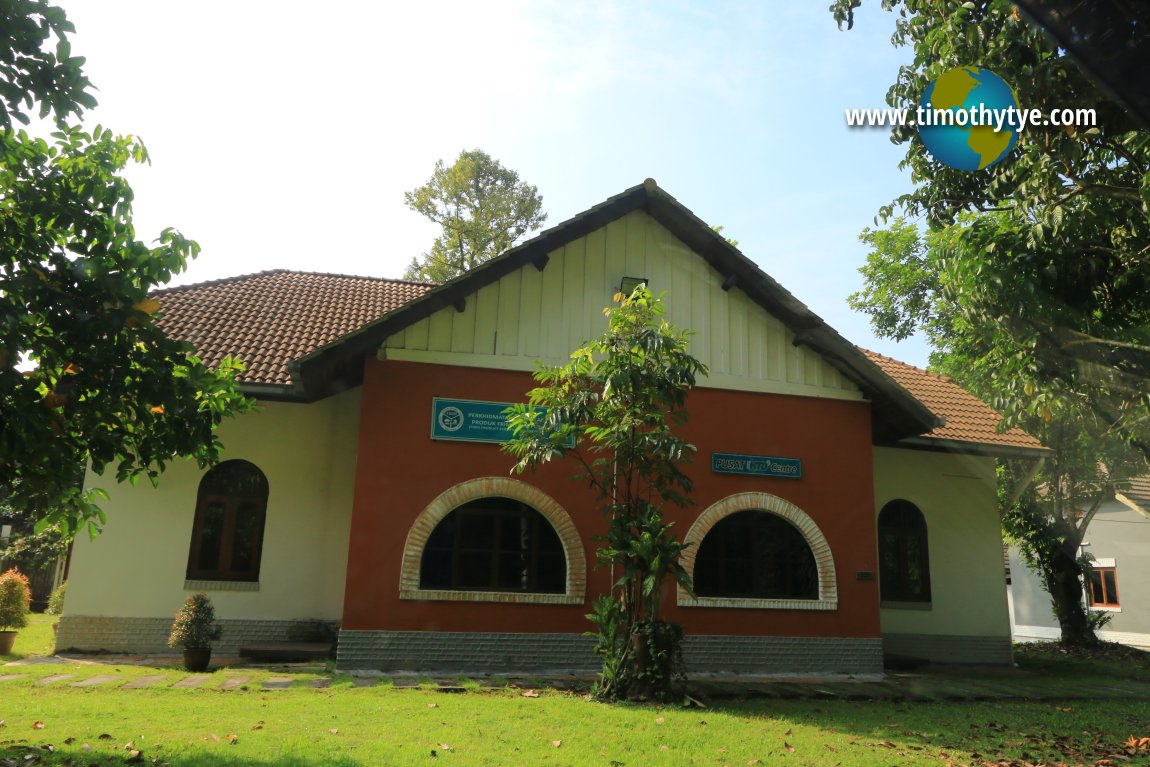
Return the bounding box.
[0,630,16,655]
[182,647,212,672]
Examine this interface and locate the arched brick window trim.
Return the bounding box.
[399,477,587,605]
[678,492,838,611]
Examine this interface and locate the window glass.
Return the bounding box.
[694,510,818,599]
[419,497,566,593]
[877,500,931,603]
[186,460,268,582]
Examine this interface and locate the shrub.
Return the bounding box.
[46,582,67,615]
[167,593,222,650]
[0,568,31,631]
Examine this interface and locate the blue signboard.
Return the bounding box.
[431,398,572,446]
[711,452,802,479]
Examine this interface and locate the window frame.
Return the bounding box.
[693,509,819,601]
[1087,565,1120,610]
[399,477,586,605]
[877,499,932,606]
[419,498,567,594]
[678,491,838,611]
[185,460,269,583]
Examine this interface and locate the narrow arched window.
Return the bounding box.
[186,460,269,582]
[419,497,566,593]
[877,499,931,603]
[694,510,818,599]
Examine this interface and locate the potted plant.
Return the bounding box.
[168,593,222,671]
[0,568,31,655]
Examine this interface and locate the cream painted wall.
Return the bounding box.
[873,447,1011,638]
[383,211,863,402]
[64,389,361,621]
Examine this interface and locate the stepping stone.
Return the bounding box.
[262,677,293,690]
[123,675,168,689]
[391,678,419,689]
[307,678,332,689]
[172,675,212,688]
[219,676,251,690]
[352,677,378,688]
[71,674,122,688]
[0,674,29,683]
[36,674,77,686]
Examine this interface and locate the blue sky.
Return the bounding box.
[59,1,930,367]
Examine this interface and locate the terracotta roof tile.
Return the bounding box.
[862,350,1044,451]
[153,270,434,385]
[1119,475,1150,510]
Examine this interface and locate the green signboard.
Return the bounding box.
[711,452,802,479]
[431,397,574,447]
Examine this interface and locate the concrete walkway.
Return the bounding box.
[5,655,1150,701]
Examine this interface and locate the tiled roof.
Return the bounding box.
[863,351,1045,451]
[1118,475,1150,512]
[153,270,434,385]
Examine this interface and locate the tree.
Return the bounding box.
[504,286,706,701]
[1,0,251,536]
[832,0,1150,460]
[403,149,547,283]
[850,218,1147,644]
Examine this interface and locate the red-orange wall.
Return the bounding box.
[342,359,880,638]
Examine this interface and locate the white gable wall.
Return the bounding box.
[383,211,862,402]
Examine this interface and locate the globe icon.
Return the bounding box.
[917,66,1020,171]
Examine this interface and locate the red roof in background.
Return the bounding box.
[153,270,433,385]
[863,350,1045,451]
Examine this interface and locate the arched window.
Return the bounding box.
[694,510,818,599]
[186,460,269,582]
[877,499,931,603]
[419,497,565,593]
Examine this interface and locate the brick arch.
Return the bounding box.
[678,492,838,611]
[398,477,586,605]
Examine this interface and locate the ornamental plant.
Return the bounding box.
[167,593,222,650]
[0,568,32,631]
[505,285,706,701]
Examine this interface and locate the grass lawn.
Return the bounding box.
[0,640,1148,766]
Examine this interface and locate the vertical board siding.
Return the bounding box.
[381,212,860,400]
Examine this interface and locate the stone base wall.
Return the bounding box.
[882,633,1013,665]
[55,615,338,655]
[337,630,884,675]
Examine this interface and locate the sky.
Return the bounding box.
[57,0,931,367]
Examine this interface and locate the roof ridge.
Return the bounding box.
[152,269,438,296]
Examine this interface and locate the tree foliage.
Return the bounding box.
[403,149,547,283]
[1,0,251,536]
[504,286,706,701]
[833,0,1150,458]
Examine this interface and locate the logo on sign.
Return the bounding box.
[437,406,464,432]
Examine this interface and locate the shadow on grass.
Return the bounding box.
[1,744,368,767]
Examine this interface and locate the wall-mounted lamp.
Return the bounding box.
[619,276,648,296]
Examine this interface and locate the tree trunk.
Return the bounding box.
[1043,544,1096,646]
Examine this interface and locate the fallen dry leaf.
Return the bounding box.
[551,740,561,748]
[81,744,92,752]
[783,742,795,753]
[427,703,438,709]
[98,734,112,740]
[784,728,792,737]
[32,722,45,730]
[251,724,264,731]
[825,744,838,753]
[227,734,238,745]
[521,690,540,698]
[328,729,339,735]
[655,717,665,724]
[438,743,453,751]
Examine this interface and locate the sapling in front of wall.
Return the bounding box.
[168,593,223,672]
[505,286,707,702]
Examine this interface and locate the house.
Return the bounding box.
[56,180,1045,673]
[1009,476,1150,649]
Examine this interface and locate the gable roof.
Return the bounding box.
[153,270,432,391]
[289,179,940,441]
[863,351,1047,456]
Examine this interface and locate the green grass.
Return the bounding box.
[2,640,1149,765]
[0,681,1148,766]
[1,611,57,660]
